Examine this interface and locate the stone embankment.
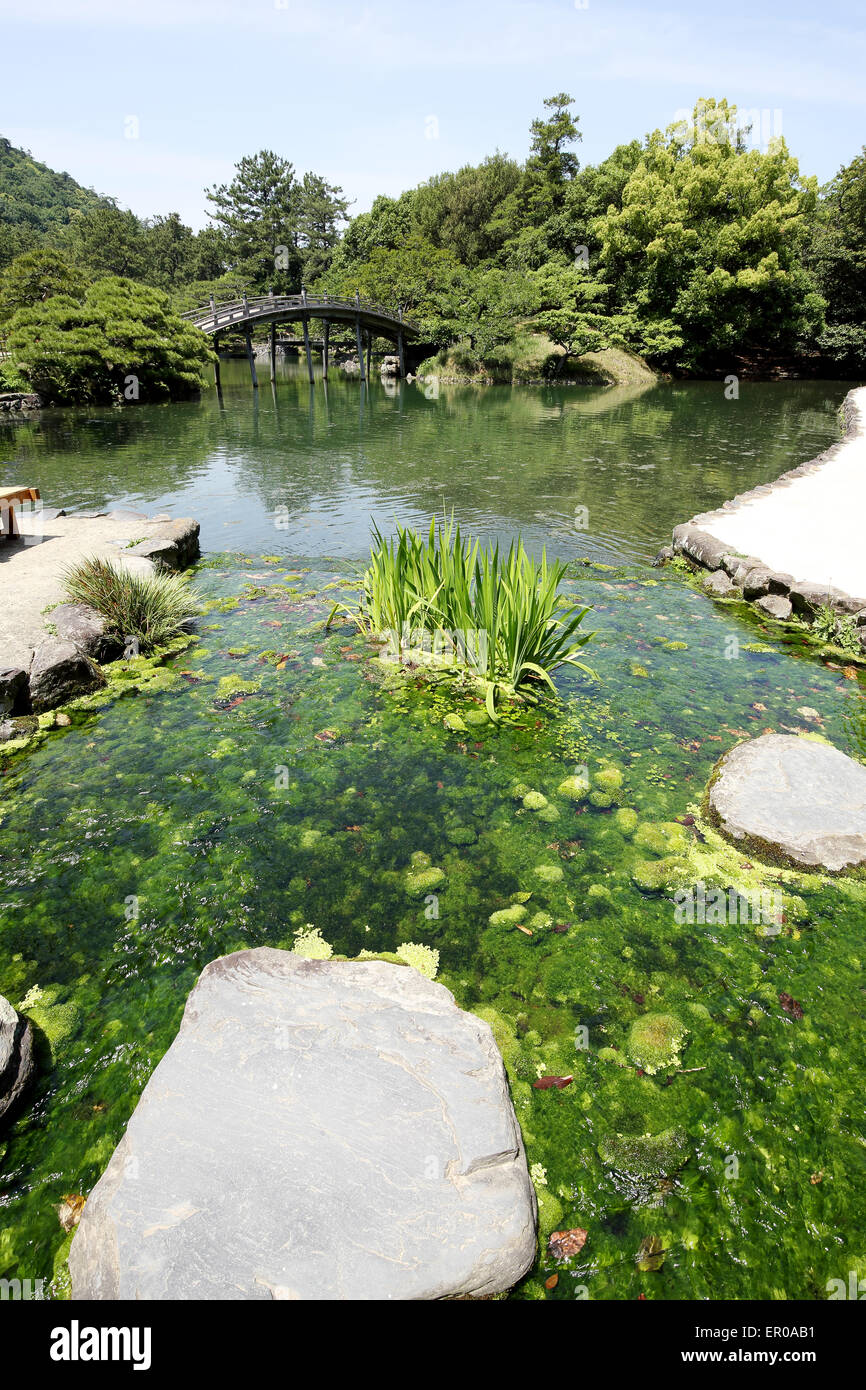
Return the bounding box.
[659,385,866,650]
[1,510,199,723]
[0,392,41,417]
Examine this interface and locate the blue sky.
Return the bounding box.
[1,0,864,229]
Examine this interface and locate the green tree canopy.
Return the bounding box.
[61,202,148,279]
[206,150,303,292]
[812,147,866,371]
[6,275,213,404]
[597,99,825,368]
[0,248,87,325]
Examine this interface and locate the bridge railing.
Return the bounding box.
[181,293,417,335]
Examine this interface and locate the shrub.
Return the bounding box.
[62,557,199,654]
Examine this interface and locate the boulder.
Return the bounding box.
[127,519,200,572]
[788,581,846,618]
[703,569,735,597]
[672,524,728,571]
[708,732,866,871]
[0,667,28,716]
[51,604,124,664]
[652,545,674,567]
[28,639,105,712]
[70,949,537,1301]
[740,567,773,600]
[755,593,793,620]
[0,994,34,1125]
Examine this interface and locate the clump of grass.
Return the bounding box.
[329,516,596,717]
[62,556,200,654]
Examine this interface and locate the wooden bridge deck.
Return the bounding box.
[181,293,418,386]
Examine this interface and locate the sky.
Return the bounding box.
[1,0,864,229]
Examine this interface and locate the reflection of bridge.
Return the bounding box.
[182,291,419,388]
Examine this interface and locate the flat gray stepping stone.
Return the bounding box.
[709,732,866,870]
[69,949,537,1301]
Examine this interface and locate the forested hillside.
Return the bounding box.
[1,96,864,401]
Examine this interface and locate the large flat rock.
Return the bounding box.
[69,949,537,1300]
[708,732,866,870]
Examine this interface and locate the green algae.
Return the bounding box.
[627,1013,688,1074]
[2,551,866,1306]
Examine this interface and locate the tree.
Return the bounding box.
[596,99,825,368]
[0,248,87,325]
[298,173,351,283]
[324,232,468,345]
[61,202,147,279]
[811,148,866,372]
[205,151,302,293]
[412,154,523,265]
[6,275,214,404]
[491,95,582,265]
[142,213,197,289]
[530,262,623,368]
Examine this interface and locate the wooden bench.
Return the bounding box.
[0,486,40,540]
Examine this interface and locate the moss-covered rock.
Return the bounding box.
[597,1127,689,1176]
[627,1012,688,1073]
[634,820,690,856]
[522,790,549,811]
[558,773,589,802]
[488,903,529,927]
[534,862,564,885]
[632,855,691,893]
[614,807,638,835]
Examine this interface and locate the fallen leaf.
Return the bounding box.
[516,924,534,936]
[548,1228,588,1261]
[545,1274,559,1290]
[636,1235,665,1272]
[810,1172,823,1185]
[842,666,858,681]
[779,992,804,1019]
[57,1194,86,1232]
[533,1074,574,1090]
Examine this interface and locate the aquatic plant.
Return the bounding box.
[328,517,597,718]
[627,1013,688,1073]
[292,925,333,959]
[395,942,440,979]
[62,557,199,655]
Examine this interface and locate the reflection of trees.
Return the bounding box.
[224,361,849,563]
[0,400,220,510]
[237,370,845,562]
[2,358,848,565]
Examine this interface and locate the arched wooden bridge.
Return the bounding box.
[181,291,419,388]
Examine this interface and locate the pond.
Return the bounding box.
[1,363,865,1300]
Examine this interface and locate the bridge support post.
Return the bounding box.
[302,315,315,385]
[269,322,276,383]
[355,317,366,382]
[365,331,372,382]
[213,344,222,394]
[245,327,258,390]
[397,329,406,379]
[322,321,329,381]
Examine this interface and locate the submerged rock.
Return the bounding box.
[558,773,589,802]
[627,1013,688,1074]
[708,732,866,871]
[598,1127,689,1177]
[0,994,34,1126]
[69,948,537,1300]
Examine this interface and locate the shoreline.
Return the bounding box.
[0,511,200,719]
[660,384,866,649]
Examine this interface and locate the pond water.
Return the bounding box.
[1,363,865,1300]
